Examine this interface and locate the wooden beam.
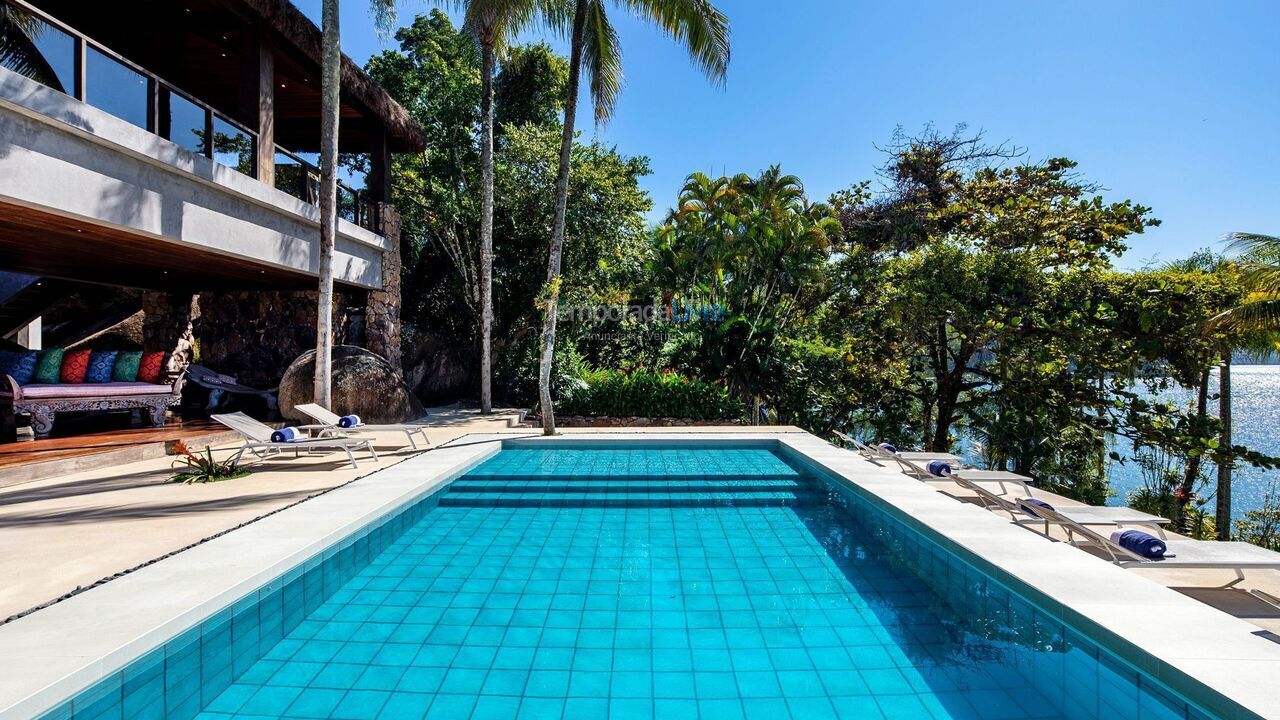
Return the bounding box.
[369,126,391,204]
[242,27,277,186]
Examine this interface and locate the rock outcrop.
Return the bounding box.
[278,345,424,424]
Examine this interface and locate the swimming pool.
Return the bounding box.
[35,443,1244,719]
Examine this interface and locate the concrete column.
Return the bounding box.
[15,317,41,350]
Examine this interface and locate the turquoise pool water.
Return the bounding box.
[49,445,1220,719]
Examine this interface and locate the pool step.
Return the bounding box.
[438,489,827,508]
[446,478,806,494]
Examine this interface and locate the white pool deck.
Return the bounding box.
[0,429,1279,718]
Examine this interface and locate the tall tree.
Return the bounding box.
[459,0,551,414]
[1204,233,1280,537]
[315,0,398,407]
[537,0,731,434]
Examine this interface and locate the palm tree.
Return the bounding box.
[0,4,63,91]
[314,0,398,408]
[459,0,555,415]
[537,0,731,435]
[1204,232,1280,539]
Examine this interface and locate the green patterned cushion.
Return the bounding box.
[32,348,63,384]
[112,351,143,382]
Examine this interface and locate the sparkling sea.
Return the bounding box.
[1104,365,1280,517]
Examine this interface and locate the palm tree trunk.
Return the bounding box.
[314,0,341,408]
[479,42,495,415]
[1216,353,1233,540]
[536,0,588,436]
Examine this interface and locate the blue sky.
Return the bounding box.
[299,0,1280,269]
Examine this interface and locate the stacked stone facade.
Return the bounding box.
[138,202,404,388]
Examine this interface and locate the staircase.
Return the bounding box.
[0,272,140,348]
[0,274,71,341]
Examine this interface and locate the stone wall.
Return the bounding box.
[193,290,362,388]
[365,205,403,373]
[131,202,404,390]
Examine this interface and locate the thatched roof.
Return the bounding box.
[235,0,425,152]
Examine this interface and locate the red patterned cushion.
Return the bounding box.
[59,348,92,383]
[136,351,167,384]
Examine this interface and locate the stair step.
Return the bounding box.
[447,479,805,494]
[438,490,824,509]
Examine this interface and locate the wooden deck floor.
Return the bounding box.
[0,419,237,486]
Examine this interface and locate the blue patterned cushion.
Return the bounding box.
[86,350,119,384]
[0,350,37,385]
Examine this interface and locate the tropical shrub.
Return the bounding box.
[559,369,746,420]
[170,442,251,484]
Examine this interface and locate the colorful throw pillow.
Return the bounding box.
[85,350,119,384]
[33,348,63,384]
[60,348,92,383]
[136,351,167,384]
[0,350,37,385]
[112,351,143,382]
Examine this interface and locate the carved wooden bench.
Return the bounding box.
[3,370,186,436]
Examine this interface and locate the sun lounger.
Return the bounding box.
[1012,497,1171,539]
[211,412,378,469]
[890,452,965,479]
[832,432,961,474]
[1014,499,1280,576]
[949,471,1037,511]
[293,403,431,450]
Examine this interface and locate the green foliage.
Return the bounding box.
[170,442,250,484]
[1234,489,1280,551]
[559,369,746,420]
[364,12,651,403]
[650,167,838,405]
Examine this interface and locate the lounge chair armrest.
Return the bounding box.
[2,374,19,402]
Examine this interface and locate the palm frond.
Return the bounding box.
[1207,297,1280,334]
[368,0,399,39]
[624,0,730,85]
[582,0,622,123]
[0,6,64,92]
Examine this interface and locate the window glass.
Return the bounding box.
[85,46,148,129]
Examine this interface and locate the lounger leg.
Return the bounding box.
[403,430,417,450]
[229,445,247,470]
[367,443,379,462]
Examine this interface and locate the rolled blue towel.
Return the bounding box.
[1020,498,1055,515]
[270,426,303,443]
[338,414,362,429]
[877,442,898,454]
[926,460,952,477]
[1110,529,1166,559]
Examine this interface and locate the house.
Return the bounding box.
[0,0,424,393]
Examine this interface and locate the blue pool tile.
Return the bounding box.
[46,445,1228,720]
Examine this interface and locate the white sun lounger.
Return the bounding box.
[211,412,378,469]
[1016,498,1280,573]
[293,403,431,450]
[832,432,962,475]
[1012,497,1171,539]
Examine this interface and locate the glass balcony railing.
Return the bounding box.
[0,0,378,232]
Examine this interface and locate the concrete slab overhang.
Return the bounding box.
[0,68,389,292]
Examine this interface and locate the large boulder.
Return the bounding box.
[278,345,425,424]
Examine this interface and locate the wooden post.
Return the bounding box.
[368,128,391,203]
[242,27,275,186]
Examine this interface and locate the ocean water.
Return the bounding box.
[1105,365,1280,517]
[182,446,1207,720]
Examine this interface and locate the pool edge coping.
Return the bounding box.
[0,429,1278,718]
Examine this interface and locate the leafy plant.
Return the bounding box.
[170,441,251,484]
[559,368,746,420]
